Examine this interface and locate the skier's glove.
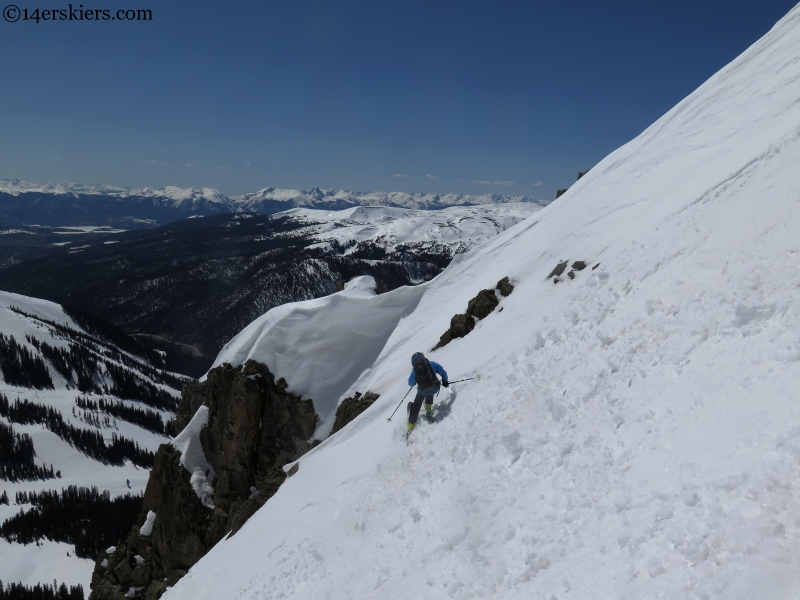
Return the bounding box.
[442,380,449,387]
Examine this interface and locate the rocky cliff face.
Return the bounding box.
[330,391,380,436]
[89,360,317,600]
[433,277,514,350]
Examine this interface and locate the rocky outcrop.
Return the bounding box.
[556,170,591,199]
[89,360,317,600]
[433,277,514,350]
[330,391,380,436]
[549,260,596,284]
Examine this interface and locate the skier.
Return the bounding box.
[406,352,448,435]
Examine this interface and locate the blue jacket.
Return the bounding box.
[408,361,448,396]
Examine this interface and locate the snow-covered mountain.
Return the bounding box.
[0,292,185,593]
[233,186,548,212]
[0,179,545,229]
[146,5,800,599]
[0,204,541,360]
[277,203,543,258]
[0,180,130,197]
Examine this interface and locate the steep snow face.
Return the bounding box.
[281,203,543,256]
[164,6,800,600]
[208,277,425,437]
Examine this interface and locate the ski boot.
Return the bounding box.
[424,402,434,423]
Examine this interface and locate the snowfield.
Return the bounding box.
[165,5,800,600]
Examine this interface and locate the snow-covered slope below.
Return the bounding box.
[281,203,543,258]
[0,292,183,592]
[164,5,800,600]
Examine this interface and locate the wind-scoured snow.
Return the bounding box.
[208,276,425,437]
[164,5,800,600]
[170,405,216,508]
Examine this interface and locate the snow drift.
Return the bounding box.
[208,276,425,437]
[166,6,800,600]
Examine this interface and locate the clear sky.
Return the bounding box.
[1,0,796,197]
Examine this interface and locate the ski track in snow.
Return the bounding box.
[164,5,800,600]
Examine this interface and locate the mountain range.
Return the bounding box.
[0,179,549,228]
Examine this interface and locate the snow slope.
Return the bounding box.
[163,5,800,600]
[0,292,181,591]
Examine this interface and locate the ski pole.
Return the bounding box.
[387,386,414,422]
[446,374,482,385]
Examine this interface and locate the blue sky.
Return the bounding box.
[0,0,796,197]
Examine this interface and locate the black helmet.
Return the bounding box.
[411,352,424,364]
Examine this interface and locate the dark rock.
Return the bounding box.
[496,277,514,297]
[466,290,499,320]
[578,169,590,180]
[548,261,569,279]
[433,277,512,349]
[330,391,380,435]
[90,362,317,600]
[556,189,567,199]
[333,281,346,292]
[449,313,475,339]
[567,271,575,280]
[571,261,587,271]
[592,263,600,270]
[286,464,299,477]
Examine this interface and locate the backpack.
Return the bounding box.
[412,355,437,389]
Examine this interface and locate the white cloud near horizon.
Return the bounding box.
[426,174,438,179]
[474,179,514,186]
[393,173,412,178]
[532,181,543,186]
